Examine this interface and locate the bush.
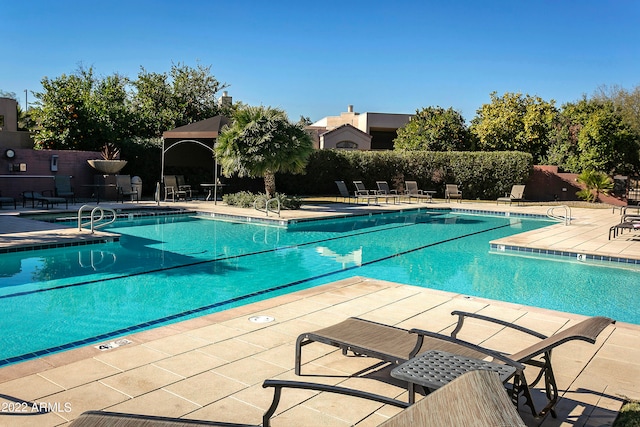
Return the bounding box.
[223,191,302,210]
[614,399,640,427]
[277,150,533,199]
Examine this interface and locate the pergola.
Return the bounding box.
[161,116,229,202]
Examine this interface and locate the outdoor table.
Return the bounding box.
[200,183,226,201]
[82,184,115,204]
[390,349,517,404]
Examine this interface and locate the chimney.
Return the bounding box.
[347,105,353,113]
[218,91,232,108]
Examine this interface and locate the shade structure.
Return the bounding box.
[161,116,229,203]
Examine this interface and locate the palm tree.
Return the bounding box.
[576,170,613,202]
[215,106,313,198]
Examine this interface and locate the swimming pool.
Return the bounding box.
[0,210,638,366]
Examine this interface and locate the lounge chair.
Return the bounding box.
[296,312,614,417]
[70,371,524,427]
[335,180,353,203]
[352,180,379,204]
[69,410,256,426]
[404,180,433,203]
[54,175,76,204]
[609,214,640,239]
[263,370,526,427]
[497,185,526,206]
[21,191,68,209]
[445,184,462,202]
[164,175,187,202]
[375,181,400,204]
[0,191,16,209]
[116,174,139,203]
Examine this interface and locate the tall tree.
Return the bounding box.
[30,66,132,151]
[546,98,639,174]
[394,106,471,151]
[470,92,557,163]
[30,63,228,149]
[215,106,313,198]
[132,62,228,138]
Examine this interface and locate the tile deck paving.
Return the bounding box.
[0,198,638,426]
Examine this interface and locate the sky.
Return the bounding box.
[1,0,639,123]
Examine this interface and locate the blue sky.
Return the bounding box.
[1,0,639,123]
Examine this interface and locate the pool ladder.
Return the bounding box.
[547,205,572,225]
[254,197,280,217]
[78,205,117,233]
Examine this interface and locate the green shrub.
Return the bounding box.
[223,191,301,210]
[614,399,640,427]
[277,150,533,199]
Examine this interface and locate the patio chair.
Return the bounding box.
[116,174,139,203]
[69,410,256,426]
[404,180,433,203]
[0,190,16,209]
[263,370,526,427]
[164,175,187,202]
[54,175,76,204]
[445,184,462,202]
[375,181,400,204]
[295,312,614,418]
[21,191,68,209]
[497,185,526,206]
[176,175,193,199]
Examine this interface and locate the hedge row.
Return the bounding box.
[277,150,533,200]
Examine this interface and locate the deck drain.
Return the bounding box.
[249,315,275,323]
[95,338,132,351]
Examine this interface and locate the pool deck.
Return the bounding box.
[0,198,639,426]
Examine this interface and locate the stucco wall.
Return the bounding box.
[0,148,103,199]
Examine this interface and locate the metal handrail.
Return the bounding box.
[547,205,571,225]
[78,204,117,233]
[254,197,281,217]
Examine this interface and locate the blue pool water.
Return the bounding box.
[0,210,638,366]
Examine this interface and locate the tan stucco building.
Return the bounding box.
[307,105,413,150]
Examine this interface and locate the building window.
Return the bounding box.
[336,140,358,150]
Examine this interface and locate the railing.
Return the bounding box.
[254,197,281,217]
[547,205,572,225]
[78,204,117,233]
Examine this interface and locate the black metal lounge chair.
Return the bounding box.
[0,191,16,209]
[497,184,526,205]
[295,312,614,418]
[404,180,433,203]
[69,371,525,427]
[21,191,68,209]
[263,370,526,427]
[335,180,378,204]
[68,411,256,426]
[609,214,640,239]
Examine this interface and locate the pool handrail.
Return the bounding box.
[77,204,117,233]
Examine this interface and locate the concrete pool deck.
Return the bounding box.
[0,198,639,426]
